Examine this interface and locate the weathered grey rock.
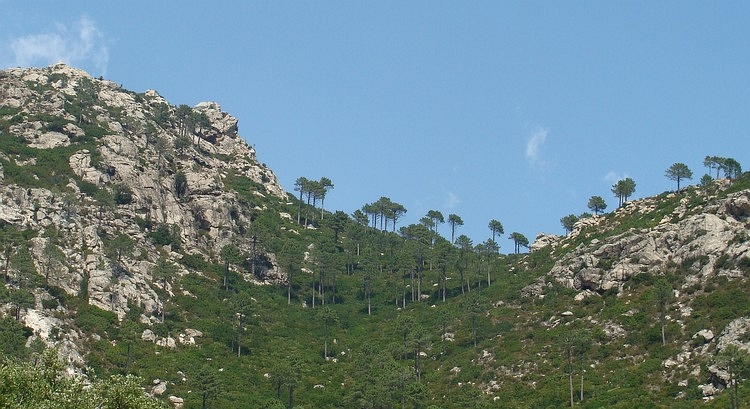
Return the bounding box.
[69,150,109,185]
[520,276,551,298]
[716,317,750,353]
[602,322,626,338]
[142,329,156,342]
[152,380,168,396]
[195,101,238,140]
[542,190,750,293]
[168,395,184,409]
[693,329,715,343]
[27,131,70,149]
[699,382,722,397]
[530,233,560,252]
[184,328,203,338]
[725,193,750,220]
[156,336,177,349]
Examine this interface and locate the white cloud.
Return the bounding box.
[9,16,108,75]
[525,127,548,167]
[604,171,629,184]
[444,191,460,209]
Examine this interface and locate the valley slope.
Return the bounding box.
[1,65,750,408]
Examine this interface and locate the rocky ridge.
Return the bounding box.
[0,64,288,358]
[527,182,750,398]
[530,184,750,293]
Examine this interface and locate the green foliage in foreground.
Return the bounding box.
[0,349,166,409]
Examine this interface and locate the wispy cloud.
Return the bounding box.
[604,171,628,184]
[525,126,548,168]
[444,191,460,209]
[8,16,108,75]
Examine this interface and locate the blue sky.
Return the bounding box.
[2,1,749,250]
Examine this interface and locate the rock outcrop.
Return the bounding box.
[0,64,289,355]
[530,189,750,294]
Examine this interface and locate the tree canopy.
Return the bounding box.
[611,177,636,207]
[665,162,693,193]
[488,219,504,242]
[704,156,742,180]
[509,232,529,254]
[560,214,579,235]
[587,196,607,215]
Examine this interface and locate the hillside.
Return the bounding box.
[1,65,750,408]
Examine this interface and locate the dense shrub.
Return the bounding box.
[73,304,117,335]
[113,184,133,205]
[174,171,188,198]
[148,224,181,250]
[78,180,99,197]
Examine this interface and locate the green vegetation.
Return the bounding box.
[148,224,182,249]
[0,349,166,408]
[3,70,750,408]
[666,162,693,193]
[40,192,745,408]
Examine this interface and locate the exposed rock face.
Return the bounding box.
[0,64,288,346]
[539,189,750,293]
[715,317,750,354]
[530,233,560,252]
[696,317,750,396]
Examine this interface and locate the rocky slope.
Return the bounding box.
[540,184,750,293]
[526,181,750,398]
[0,64,288,355]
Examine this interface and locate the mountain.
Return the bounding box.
[1,62,288,309]
[1,64,749,408]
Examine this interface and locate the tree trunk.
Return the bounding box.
[414,346,421,380]
[366,281,372,315]
[568,346,574,407]
[410,270,415,302]
[297,191,303,224]
[237,314,243,357]
[4,249,10,283]
[320,275,325,306]
[223,262,229,291]
[402,276,407,308]
[459,268,465,295]
[441,322,447,355]
[580,352,585,401]
[472,315,477,348]
[287,274,292,305]
[660,308,666,346]
[288,384,294,409]
[442,272,447,302]
[417,266,423,302]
